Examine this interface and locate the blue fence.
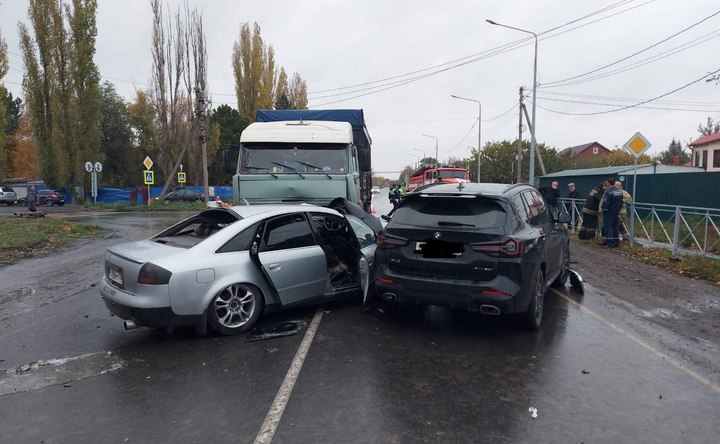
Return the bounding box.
[96,186,234,204]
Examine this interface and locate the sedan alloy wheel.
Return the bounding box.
[208,283,263,335]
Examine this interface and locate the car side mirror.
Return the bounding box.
[557,212,571,224]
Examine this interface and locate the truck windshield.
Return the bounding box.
[241,143,349,174]
[437,170,468,179]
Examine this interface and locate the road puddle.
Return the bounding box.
[0,351,126,396]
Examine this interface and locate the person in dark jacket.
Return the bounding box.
[540,181,560,212]
[601,178,624,248]
[27,186,37,212]
[579,181,608,240]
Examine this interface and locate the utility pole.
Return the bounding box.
[196,89,209,204]
[517,87,524,183]
[521,102,546,176]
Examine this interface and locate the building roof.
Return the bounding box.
[689,132,720,148]
[542,164,702,178]
[558,142,608,156]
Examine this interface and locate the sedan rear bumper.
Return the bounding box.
[102,296,201,328]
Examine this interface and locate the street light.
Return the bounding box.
[487,19,538,185]
[450,95,482,183]
[421,134,439,170]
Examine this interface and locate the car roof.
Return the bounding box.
[408,182,529,197]
[224,203,339,219]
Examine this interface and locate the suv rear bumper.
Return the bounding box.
[374,267,526,314]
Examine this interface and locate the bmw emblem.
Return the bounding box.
[433,232,442,240]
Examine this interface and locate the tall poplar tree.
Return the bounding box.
[0,26,8,179]
[19,0,101,192]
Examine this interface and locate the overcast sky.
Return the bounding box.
[2,0,719,179]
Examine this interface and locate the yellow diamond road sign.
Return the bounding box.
[623,132,651,158]
[143,156,154,170]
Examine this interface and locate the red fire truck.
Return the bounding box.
[406,164,470,192]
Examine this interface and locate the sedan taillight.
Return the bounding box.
[377,232,409,248]
[138,263,172,285]
[470,237,524,257]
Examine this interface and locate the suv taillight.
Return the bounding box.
[377,232,408,248]
[470,237,524,257]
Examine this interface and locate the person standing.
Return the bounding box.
[601,178,624,248]
[579,181,608,240]
[27,186,37,212]
[540,180,560,212]
[565,182,580,220]
[615,181,633,239]
[388,183,401,209]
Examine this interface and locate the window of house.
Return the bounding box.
[695,151,701,167]
[592,146,599,155]
[714,149,720,168]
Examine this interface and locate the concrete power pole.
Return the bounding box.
[196,89,209,204]
[517,87,524,183]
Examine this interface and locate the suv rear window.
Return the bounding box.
[392,197,507,229]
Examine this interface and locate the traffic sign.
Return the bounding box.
[144,170,155,185]
[177,172,186,183]
[143,156,154,170]
[94,162,103,173]
[85,161,93,172]
[623,132,651,158]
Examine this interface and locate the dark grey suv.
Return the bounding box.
[373,183,571,329]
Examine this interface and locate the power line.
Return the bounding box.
[542,9,720,87]
[446,118,479,153]
[308,1,654,106]
[541,29,720,89]
[539,90,720,107]
[307,0,643,96]
[531,67,720,115]
[535,95,720,113]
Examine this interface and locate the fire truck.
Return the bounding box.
[406,163,470,192]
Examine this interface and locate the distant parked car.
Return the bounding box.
[371,186,380,195]
[158,189,205,203]
[37,190,65,206]
[373,182,571,330]
[0,187,17,205]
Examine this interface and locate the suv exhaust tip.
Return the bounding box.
[123,320,139,330]
[480,305,501,316]
[382,292,397,302]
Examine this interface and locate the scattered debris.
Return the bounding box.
[581,370,590,375]
[569,269,584,294]
[529,407,538,419]
[63,383,72,388]
[246,320,307,342]
[265,348,278,354]
[659,395,663,399]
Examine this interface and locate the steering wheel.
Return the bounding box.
[323,217,344,232]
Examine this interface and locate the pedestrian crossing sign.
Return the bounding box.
[144,170,154,185]
[177,172,186,183]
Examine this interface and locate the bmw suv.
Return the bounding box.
[373,182,571,329]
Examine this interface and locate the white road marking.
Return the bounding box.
[551,288,720,394]
[254,308,325,444]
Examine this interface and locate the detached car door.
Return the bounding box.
[256,213,328,305]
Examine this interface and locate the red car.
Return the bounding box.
[37,190,66,206]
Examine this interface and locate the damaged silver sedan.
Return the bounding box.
[100,199,381,335]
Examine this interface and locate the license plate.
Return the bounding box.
[107,265,123,287]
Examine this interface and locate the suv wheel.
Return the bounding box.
[551,246,570,287]
[525,268,545,330]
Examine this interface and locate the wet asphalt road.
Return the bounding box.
[0,197,719,443]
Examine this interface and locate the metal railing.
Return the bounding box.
[558,198,720,257]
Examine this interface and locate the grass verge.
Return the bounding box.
[85,201,207,212]
[578,237,720,286]
[0,216,100,267]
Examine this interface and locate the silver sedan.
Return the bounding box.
[100,200,381,335]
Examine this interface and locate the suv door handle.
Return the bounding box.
[268,263,281,271]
